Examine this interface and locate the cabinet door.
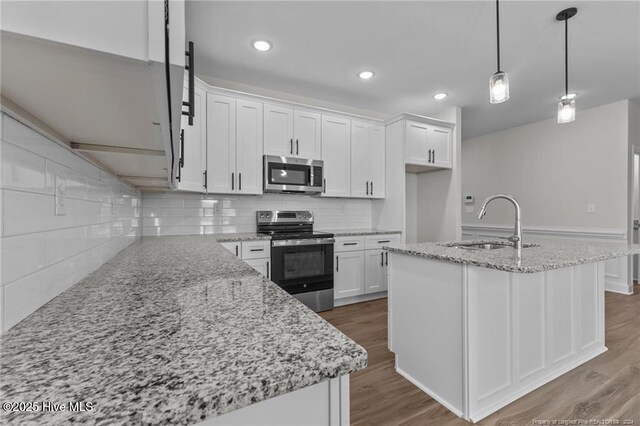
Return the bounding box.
[406,121,430,166]
[334,250,365,299]
[244,258,271,279]
[365,249,386,294]
[369,125,385,198]
[177,85,206,192]
[321,115,351,197]
[430,126,452,169]
[264,104,294,157]
[294,110,321,159]
[350,121,369,198]
[236,100,263,194]
[220,242,240,257]
[206,94,236,194]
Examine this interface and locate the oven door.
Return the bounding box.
[264,155,323,193]
[270,238,334,294]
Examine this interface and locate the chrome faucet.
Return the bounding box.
[478,194,523,250]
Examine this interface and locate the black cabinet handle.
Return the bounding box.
[381,252,384,266]
[267,261,269,278]
[182,41,195,126]
[323,178,326,194]
[235,245,239,256]
[250,248,264,252]
[385,252,388,266]
[290,139,293,155]
[177,163,181,182]
[180,129,185,168]
[296,139,299,155]
[371,181,374,196]
[366,181,369,195]
[378,240,390,244]
[343,242,358,246]
[239,173,242,191]
[428,149,432,163]
[203,170,207,190]
[336,255,339,272]
[231,172,234,190]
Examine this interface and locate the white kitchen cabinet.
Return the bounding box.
[245,258,271,279]
[405,120,452,170]
[365,249,388,294]
[206,94,236,194]
[264,104,321,160]
[235,100,263,194]
[206,95,263,195]
[320,115,351,197]
[220,242,241,257]
[334,250,365,299]
[241,240,270,259]
[177,84,207,192]
[351,121,385,199]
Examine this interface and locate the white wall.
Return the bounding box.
[141,192,373,236]
[415,107,462,242]
[0,114,141,332]
[405,173,417,244]
[462,100,629,230]
[461,100,634,293]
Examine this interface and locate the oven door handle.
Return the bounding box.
[272,238,335,247]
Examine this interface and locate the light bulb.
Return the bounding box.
[557,99,575,123]
[489,71,510,104]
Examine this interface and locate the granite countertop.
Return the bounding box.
[0,236,367,425]
[211,232,271,242]
[384,237,640,273]
[320,229,402,237]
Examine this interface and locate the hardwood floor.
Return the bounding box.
[320,284,640,425]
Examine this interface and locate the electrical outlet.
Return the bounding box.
[213,203,220,214]
[54,176,67,216]
[587,203,596,213]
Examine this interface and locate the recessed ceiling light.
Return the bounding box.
[559,93,578,100]
[252,40,272,52]
[358,71,375,80]
[433,92,448,100]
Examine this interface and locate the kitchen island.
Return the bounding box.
[384,238,640,423]
[0,236,367,425]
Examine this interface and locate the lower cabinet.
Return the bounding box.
[335,250,365,299]
[365,249,388,293]
[220,240,270,279]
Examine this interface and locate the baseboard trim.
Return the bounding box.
[395,366,464,419]
[334,291,387,307]
[605,281,633,295]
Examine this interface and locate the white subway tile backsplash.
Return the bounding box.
[1,113,141,332]
[141,192,372,235]
[0,140,49,194]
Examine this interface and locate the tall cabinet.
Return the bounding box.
[320,115,351,197]
[177,84,206,192]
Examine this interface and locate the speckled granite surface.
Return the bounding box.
[211,232,271,242]
[321,229,402,237]
[385,238,640,273]
[0,236,367,425]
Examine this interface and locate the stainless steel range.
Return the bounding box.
[257,210,334,312]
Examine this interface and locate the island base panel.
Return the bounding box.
[200,375,349,425]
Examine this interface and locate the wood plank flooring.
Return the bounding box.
[320,284,640,425]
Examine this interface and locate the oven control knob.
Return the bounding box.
[303,284,307,288]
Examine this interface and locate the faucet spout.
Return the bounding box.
[477,194,523,251]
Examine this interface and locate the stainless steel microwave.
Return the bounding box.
[263,155,324,194]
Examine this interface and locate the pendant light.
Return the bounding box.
[556,7,578,124]
[489,0,509,104]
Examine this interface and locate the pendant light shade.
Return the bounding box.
[556,7,578,123]
[489,0,509,104]
[490,71,510,104]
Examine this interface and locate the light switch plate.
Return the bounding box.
[54,175,67,216]
[587,203,596,213]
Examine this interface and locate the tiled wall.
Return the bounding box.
[0,114,141,332]
[142,192,373,236]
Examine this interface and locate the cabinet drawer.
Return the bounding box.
[335,236,365,252]
[365,234,401,250]
[241,240,271,259]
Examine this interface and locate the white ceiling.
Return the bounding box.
[187,1,640,139]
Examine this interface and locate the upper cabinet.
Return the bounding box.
[264,104,321,160]
[351,121,385,199]
[177,84,206,192]
[206,94,263,195]
[321,115,351,197]
[405,119,453,172]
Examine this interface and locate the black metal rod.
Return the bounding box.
[496,0,501,72]
[180,129,184,167]
[564,18,569,96]
[188,41,194,125]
